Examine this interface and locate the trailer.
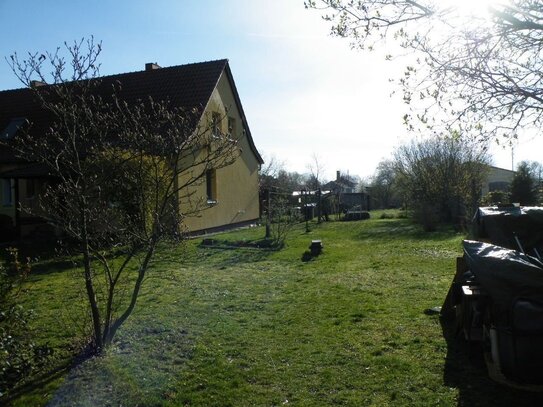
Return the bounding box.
[442,206,543,387]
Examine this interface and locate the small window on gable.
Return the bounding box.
[212,112,221,137]
[228,116,236,136]
[1,117,27,140]
[206,169,217,204]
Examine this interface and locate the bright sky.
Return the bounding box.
[0,0,541,181]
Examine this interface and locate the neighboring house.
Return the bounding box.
[0,59,263,239]
[322,170,370,211]
[322,170,358,194]
[481,165,516,196]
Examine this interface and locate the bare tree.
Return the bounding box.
[306,153,326,190]
[258,155,308,240]
[5,39,240,351]
[268,195,300,248]
[306,1,543,142]
[393,134,490,229]
[259,153,285,193]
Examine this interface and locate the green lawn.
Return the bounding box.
[5,212,542,406]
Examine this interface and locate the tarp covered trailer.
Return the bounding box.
[444,206,543,386]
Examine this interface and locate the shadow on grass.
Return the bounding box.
[199,246,275,269]
[356,220,461,242]
[2,360,72,406]
[440,317,543,406]
[200,237,279,249]
[0,238,80,278]
[0,238,60,262]
[47,323,193,407]
[29,259,80,277]
[184,237,279,269]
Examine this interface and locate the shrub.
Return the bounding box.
[413,204,440,232]
[481,191,511,206]
[393,135,489,228]
[0,251,52,398]
[269,198,301,248]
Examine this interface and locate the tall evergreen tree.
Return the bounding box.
[511,162,538,205]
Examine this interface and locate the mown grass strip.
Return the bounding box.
[6,212,542,406]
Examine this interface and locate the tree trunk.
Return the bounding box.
[80,204,103,350]
[103,241,156,346]
[83,249,103,350]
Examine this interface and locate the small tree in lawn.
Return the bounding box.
[259,153,286,239]
[268,194,299,248]
[6,38,240,351]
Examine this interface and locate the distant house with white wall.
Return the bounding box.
[322,171,358,194]
[322,170,370,211]
[481,165,516,196]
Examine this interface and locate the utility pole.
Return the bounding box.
[317,188,322,224]
[303,189,310,233]
[265,188,271,239]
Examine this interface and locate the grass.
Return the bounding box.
[4,211,543,406]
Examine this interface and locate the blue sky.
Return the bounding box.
[1,0,540,180]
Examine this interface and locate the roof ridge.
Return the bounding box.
[99,58,229,82]
[0,59,229,93]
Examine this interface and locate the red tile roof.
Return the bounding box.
[0,59,263,165]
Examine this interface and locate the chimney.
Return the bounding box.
[30,80,46,88]
[145,62,161,71]
[336,170,340,181]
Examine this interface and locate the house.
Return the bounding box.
[322,170,358,194]
[321,171,370,213]
[481,165,516,196]
[0,59,263,239]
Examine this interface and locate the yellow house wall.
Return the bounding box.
[180,72,260,233]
